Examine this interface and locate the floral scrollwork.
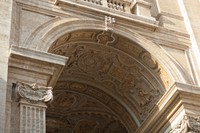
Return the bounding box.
[16,82,53,104]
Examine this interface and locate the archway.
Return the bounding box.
[24,18,193,85]
[45,29,175,132]
[21,17,195,132]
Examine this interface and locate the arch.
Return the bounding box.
[24,18,193,85]
[24,18,195,132]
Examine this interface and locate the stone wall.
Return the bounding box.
[0,0,13,132]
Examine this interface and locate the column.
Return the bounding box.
[16,82,53,133]
[8,46,68,133]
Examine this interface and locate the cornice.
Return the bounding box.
[9,45,68,66]
[9,46,68,87]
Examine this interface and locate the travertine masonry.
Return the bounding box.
[0,0,13,132]
[1,0,200,132]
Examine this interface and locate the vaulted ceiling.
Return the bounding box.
[46,29,172,132]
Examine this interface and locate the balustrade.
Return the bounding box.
[83,0,103,5]
[107,0,126,12]
[55,0,154,19]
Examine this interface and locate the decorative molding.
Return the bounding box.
[49,33,166,122]
[10,45,68,66]
[16,82,53,104]
[170,115,200,133]
[97,31,115,44]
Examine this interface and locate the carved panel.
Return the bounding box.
[47,115,127,133]
[51,92,78,109]
[49,30,172,90]
[53,43,162,122]
[48,30,173,125]
[170,115,200,133]
[47,83,129,133]
[48,81,135,132]
[97,31,116,45]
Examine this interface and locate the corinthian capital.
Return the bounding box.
[16,82,53,104]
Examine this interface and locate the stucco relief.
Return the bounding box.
[48,30,174,124]
[56,44,161,121]
[52,81,127,116]
[47,82,130,133]
[97,31,116,45]
[16,82,53,104]
[49,30,172,89]
[170,115,200,133]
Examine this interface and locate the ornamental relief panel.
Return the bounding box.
[50,91,79,110]
[48,30,173,123]
[52,81,138,130]
[47,82,130,133]
[51,42,163,122]
[53,82,124,116]
[49,30,172,89]
[48,90,111,114]
[169,115,200,133]
[47,116,127,133]
[49,30,118,52]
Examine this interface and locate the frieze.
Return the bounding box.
[16,82,53,104]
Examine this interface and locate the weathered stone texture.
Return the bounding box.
[0,0,13,132]
[1,0,200,133]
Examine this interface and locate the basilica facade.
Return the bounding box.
[1,0,200,132]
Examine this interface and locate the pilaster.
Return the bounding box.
[7,46,68,133]
[16,82,53,133]
[135,82,200,133]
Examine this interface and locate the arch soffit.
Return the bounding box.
[24,18,193,85]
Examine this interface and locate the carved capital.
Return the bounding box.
[170,115,200,133]
[16,82,53,104]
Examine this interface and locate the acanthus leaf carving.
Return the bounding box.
[170,115,200,133]
[16,82,53,104]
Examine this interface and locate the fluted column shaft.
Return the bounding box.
[16,82,53,133]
